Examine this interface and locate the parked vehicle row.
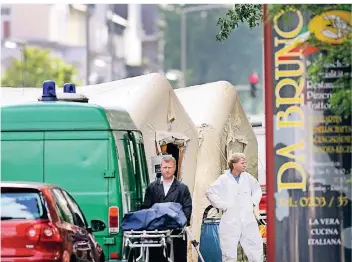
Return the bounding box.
[1,81,150,261]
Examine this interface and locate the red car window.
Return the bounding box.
[1,188,48,220]
[61,190,88,228]
[51,188,75,224]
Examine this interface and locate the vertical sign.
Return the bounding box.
[265,5,351,262]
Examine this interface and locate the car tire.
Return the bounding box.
[100,253,106,262]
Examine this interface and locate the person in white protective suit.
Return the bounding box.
[206,152,263,262]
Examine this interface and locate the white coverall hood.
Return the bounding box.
[206,170,263,262]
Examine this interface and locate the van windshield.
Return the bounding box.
[1,188,47,220]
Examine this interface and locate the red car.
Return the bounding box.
[1,182,106,262]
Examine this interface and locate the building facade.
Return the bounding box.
[1,4,162,85]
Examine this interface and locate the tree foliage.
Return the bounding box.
[216,4,352,118]
[158,4,263,88]
[216,4,262,42]
[2,46,79,88]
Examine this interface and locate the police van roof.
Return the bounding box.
[1,102,138,131]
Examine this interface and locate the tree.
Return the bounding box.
[2,46,79,88]
[216,4,351,118]
[158,4,263,87]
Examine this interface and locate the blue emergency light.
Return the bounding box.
[63,83,76,93]
[41,80,57,101]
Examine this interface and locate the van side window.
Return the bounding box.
[123,136,138,212]
[114,132,138,213]
[130,131,149,206]
[61,190,88,229]
[51,189,74,224]
[137,142,149,190]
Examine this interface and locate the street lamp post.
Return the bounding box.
[3,40,27,86]
[85,4,95,85]
[180,4,232,88]
[108,4,115,82]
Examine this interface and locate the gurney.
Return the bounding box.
[120,203,203,262]
[121,227,205,262]
[121,228,184,262]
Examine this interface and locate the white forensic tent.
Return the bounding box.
[1,87,47,105]
[175,81,258,259]
[80,73,199,192]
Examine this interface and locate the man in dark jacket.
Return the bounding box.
[142,155,192,262]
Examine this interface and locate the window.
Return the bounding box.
[51,188,74,224]
[1,188,47,220]
[114,131,138,213]
[3,21,10,38]
[137,140,150,199]
[1,7,11,16]
[122,136,138,212]
[61,190,87,229]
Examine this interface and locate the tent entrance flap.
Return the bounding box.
[155,131,190,180]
